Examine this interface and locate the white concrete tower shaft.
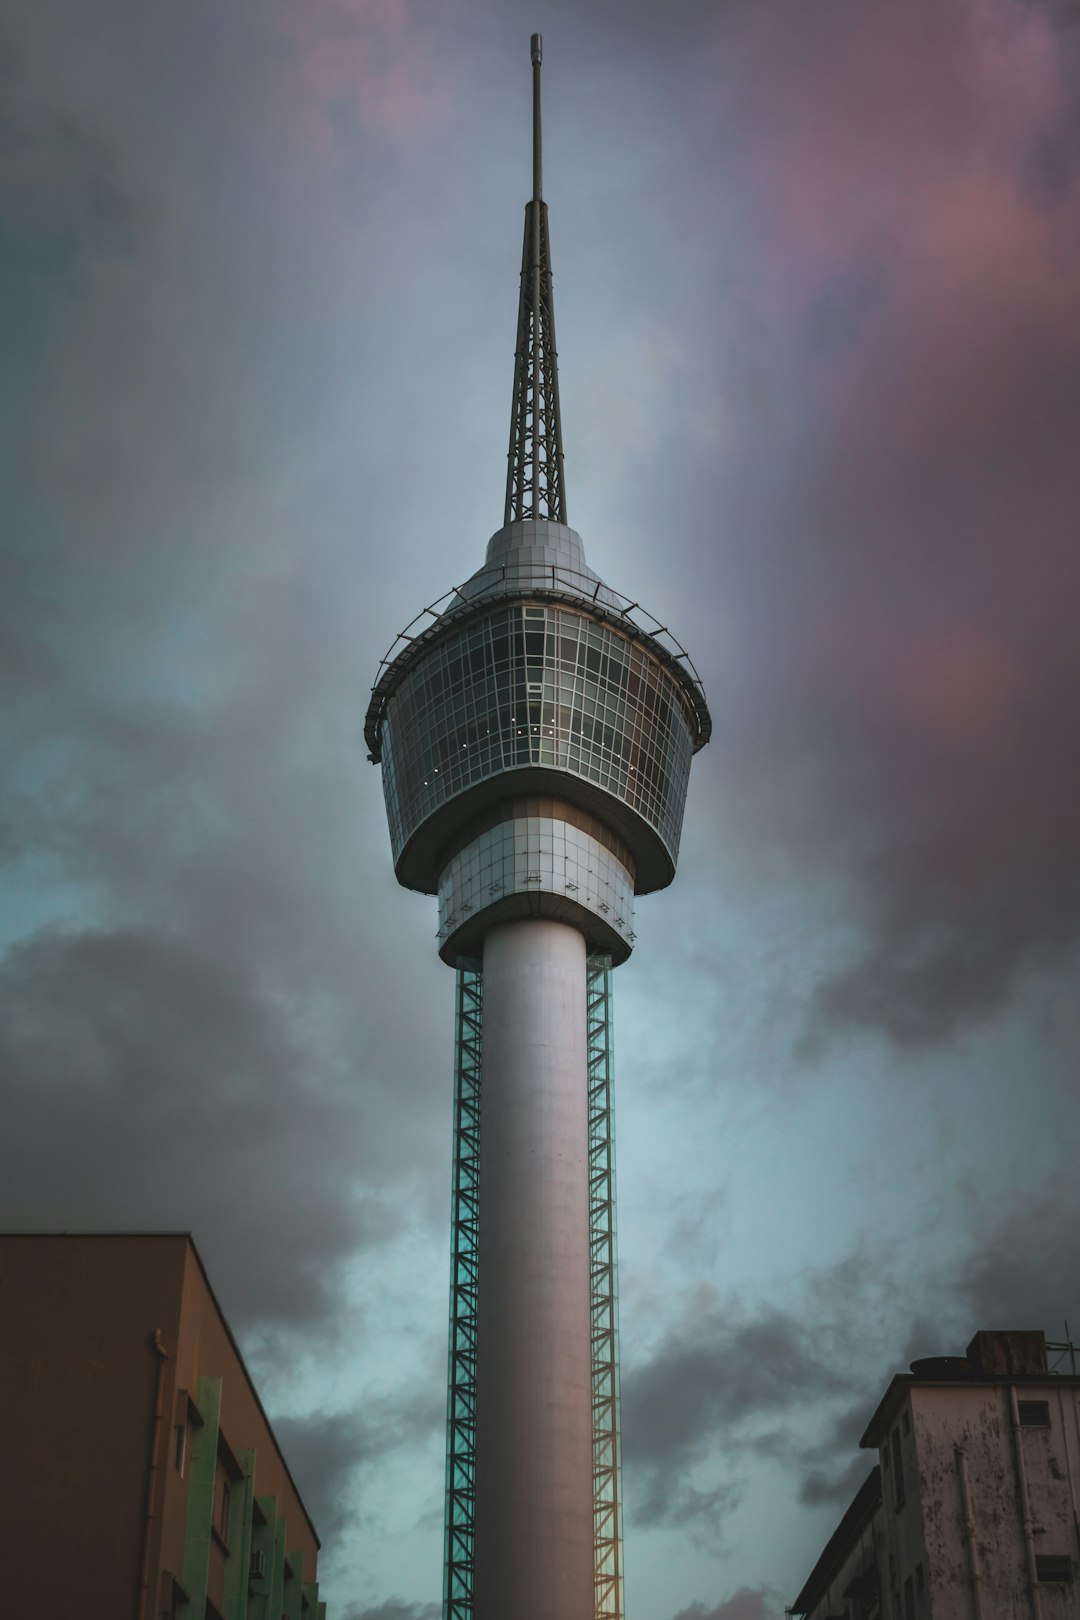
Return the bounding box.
[473,918,595,1620]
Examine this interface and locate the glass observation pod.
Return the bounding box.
[365,521,712,953]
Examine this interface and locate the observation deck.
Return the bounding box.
[364,520,711,965]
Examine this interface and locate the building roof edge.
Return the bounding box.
[859,1365,1080,1449]
[180,1233,323,1551]
[0,1231,323,1552]
[788,1465,882,1616]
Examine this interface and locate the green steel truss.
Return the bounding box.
[443,953,624,1620]
[587,953,624,1620]
[444,961,483,1620]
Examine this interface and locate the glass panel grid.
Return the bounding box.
[437,818,635,952]
[381,604,694,868]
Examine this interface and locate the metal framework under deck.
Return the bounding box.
[443,954,624,1620]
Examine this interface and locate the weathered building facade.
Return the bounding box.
[0,1232,327,1620]
[791,1330,1080,1620]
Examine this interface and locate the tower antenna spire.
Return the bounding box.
[504,32,567,525]
[532,31,542,201]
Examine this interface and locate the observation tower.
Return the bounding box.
[364,37,710,1620]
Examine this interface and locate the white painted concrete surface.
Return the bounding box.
[472,917,594,1620]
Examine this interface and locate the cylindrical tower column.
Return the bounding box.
[472,917,595,1620]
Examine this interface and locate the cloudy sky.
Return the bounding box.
[3,0,1080,1615]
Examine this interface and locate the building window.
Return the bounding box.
[842,1567,879,1616]
[902,1409,911,1438]
[903,1577,915,1620]
[1018,1400,1051,1427]
[891,1427,905,1507]
[162,1571,189,1618]
[174,1423,187,1476]
[218,1482,231,1546]
[1035,1555,1073,1583]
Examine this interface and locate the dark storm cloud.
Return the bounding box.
[623,1308,849,1472]
[623,1183,1080,1534]
[799,1399,880,1509]
[0,32,142,326]
[0,493,453,1358]
[341,1604,439,1620]
[0,925,377,1330]
[273,1410,371,1539]
[0,2,441,587]
[275,1385,444,1539]
[671,1591,781,1620]
[799,1455,875,1510]
[621,1287,862,1535]
[0,619,453,1350]
[0,28,149,693]
[674,0,1080,1047]
[954,1177,1080,1335]
[0,0,459,1452]
[0,25,199,569]
[640,1476,746,1550]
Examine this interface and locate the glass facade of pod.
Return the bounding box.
[379,603,696,870]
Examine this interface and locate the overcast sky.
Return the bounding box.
[3,1,1080,1616]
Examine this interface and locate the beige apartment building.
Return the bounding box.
[790,1330,1080,1620]
[0,1232,328,1619]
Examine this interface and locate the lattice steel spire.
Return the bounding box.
[504,33,567,526]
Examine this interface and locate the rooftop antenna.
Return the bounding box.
[504,32,567,525]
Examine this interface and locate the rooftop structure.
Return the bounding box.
[789,1329,1080,1620]
[364,37,710,1620]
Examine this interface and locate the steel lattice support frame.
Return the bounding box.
[444,962,482,1620]
[442,954,624,1620]
[587,953,624,1620]
[504,196,567,526]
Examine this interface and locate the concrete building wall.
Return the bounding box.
[0,1233,325,1619]
[878,1397,933,1619]
[793,1334,1080,1620]
[904,1382,1080,1620]
[0,1232,187,1612]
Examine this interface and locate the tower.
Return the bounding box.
[365,37,710,1620]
